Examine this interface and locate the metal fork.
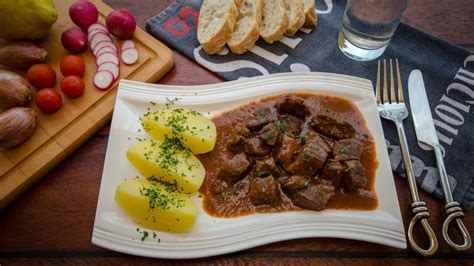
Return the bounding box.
[376,59,438,256]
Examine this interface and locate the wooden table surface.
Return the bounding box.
[1,0,473,265]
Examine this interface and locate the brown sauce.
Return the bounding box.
[198,93,379,217]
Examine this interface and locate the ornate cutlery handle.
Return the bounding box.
[442,202,472,251]
[432,146,472,251]
[395,121,438,256]
[408,201,438,256]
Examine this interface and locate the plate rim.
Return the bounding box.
[92,72,406,259]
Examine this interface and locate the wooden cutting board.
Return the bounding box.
[0,0,174,209]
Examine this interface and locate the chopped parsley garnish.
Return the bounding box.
[271,119,286,133]
[344,167,352,173]
[339,145,347,154]
[257,171,271,177]
[141,230,149,241]
[139,182,185,211]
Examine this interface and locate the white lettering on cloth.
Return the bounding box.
[385,139,457,194]
[433,55,474,157]
[316,0,334,14]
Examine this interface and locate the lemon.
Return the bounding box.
[0,0,58,40]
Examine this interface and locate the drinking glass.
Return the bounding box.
[337,0,408,61]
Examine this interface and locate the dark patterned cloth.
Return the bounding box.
[146,0,474,210]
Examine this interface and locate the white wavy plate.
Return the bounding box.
[92,72,406,259]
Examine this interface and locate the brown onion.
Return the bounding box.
[0,70,32,108]
[0,42,48,69]
[0,107,37,149]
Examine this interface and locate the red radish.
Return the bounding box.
[88,29,108,42]
[62,27,87,54]
[93,70,114,90]
[98,62,120,80]
[89,33,112,49]
[95,47,117,57]
[121,48,139,65]
[106,9,136,39]
[88,23,108,33]
[93,42,117,56]
[96,52,119,65]
[69,0,98,30]
[121,40,135,50]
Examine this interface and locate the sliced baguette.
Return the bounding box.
[228,0,263,54]
[283,0,305,36]
[197,0,239,55]
[302,0,317,28]
[260,0,289,44]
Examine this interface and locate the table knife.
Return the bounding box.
[408,69,471,251]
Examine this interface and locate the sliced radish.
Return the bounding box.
[121,48,139,65]
[96,52,119,65]
[90,33,112,49]
[93,70,115,90]
[93,41,117,55]
[95,47,117,58]
[98,62,120,80]
[88,29,108,42]
[121,40,135,50]
[88,23,108,33]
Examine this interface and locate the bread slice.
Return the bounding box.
[197,0,239,55]
[228,0,263,54]
[260,0,289,44]
[283,0,305,36]
[302,0,317,28]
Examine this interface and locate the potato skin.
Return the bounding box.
[126,140,205,193]
[115,179,198,232]
[141,107,217,154]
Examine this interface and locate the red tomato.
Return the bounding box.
[60,55,85,77]
[35,88,62,113]
[61,75,85,98]
[27,64,56,89]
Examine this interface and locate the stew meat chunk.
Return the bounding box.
[255,156,285,178]
[207,93,375,215]
[320,159,344,187]
[310,114,355,139]
[278,114,302,137]
[245,107,275,131]
[227,123,251,153]
[282,175,308,194]
[218,153,251,185]
[249,175,280,206]
[291,180,336,211]
[275,94,310,118]
[287,138,329,176]
[333,139,362,161]
[343,160,368,191]
[244,137,271,156]
[275,134,300,166]
[259,122,281,146]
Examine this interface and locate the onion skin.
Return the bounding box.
[0,107,37,149]
[0,42,48,69]
[0,70,32,109]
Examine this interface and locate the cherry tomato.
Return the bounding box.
[60,55,85,77]
[61,75,85,98]
[35,88,62,113]
[27,64,56,89]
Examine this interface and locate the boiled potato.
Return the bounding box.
[126,140,205,193]
[141,106,216,154]
[115,179,197,232]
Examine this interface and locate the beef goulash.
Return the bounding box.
[198,93,379,217]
